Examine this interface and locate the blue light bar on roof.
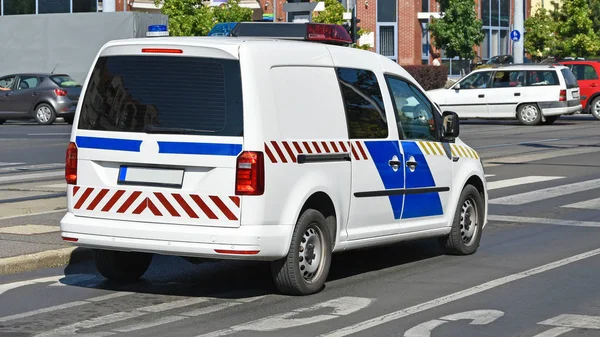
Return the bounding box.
[147,25,169,37]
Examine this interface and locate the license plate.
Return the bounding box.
[118,166,184,188]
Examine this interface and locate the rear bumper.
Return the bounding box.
[60,212,294,261]
[53,100,77,117]
[540,100,582,116]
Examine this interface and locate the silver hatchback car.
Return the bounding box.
[0,73,82,125]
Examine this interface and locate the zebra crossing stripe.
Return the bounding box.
[486,176,564,191]
[489,178,600,205]
[562,197,600,210]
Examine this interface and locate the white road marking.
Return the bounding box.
[36,183,67,189]
[0,301,89,323]
[0,162,25,167]
[27,133,71,136]
[138,297,209,312]
[0,224,59,235]
[484,174,496,178]
[180,302,243,317]
[539,314,600,330]
[489,178,600,205]
[488,215,600,228]
[532,327,574,337]
[484,146,600,164]
[404,320,446,337]
[198,297,374,336]
[0,163,64,173]
[317,247,600,337]
[440,309,504,324]
[0,275,63,296]
[403,310,504,337]
[33,310,148,337]
[487,176,563,191]
[0,209,67,221]
[0,170,64,183]
[112,315,186,333]
[562,197,600,210]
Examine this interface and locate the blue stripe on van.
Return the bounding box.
[76,136,142,152]
[118,166,128,182]
[157,141,243,156]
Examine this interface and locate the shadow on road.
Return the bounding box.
[59,238,443,299]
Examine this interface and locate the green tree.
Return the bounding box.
[157,0,252,36]
[588,0,600,33]
[524,6,559,61]
[312,0,371,50]
[555,0,600,58]
[428,0,484,75]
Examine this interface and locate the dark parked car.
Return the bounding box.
[0,73,82,125]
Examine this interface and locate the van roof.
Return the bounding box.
[475,63,567,71]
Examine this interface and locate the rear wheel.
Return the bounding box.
[271,209,332,295]
[517,103,541,125]
[93,249,152,283]
[35,103,56,125]
[542,115,559,125]
[590,97,600,120]
[439,184,484,255]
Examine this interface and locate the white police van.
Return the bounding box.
[60,22,488,295]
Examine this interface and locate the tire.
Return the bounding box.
[271,209,332,295]
[542,115,559,125]
[93,249,152,283]
[0,119,5,125]
[439,184,484,255]
[590,97,600,120]
[34,103,56,125]
[517,103,541,125]
[63,116,74,124]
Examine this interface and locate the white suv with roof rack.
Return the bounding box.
[427,63,581,125]
[60,22,488,295]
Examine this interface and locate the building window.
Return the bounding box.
[3,0,36,15]
[39,0,71,13]
[421,21,429,61]
[73,0,98,12]
[421,0,429,12]
[378,25,396,58]
[480,0,510,61]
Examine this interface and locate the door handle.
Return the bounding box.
[406,157,417,171]
[388,159,401,167]
[514,92,521,96]
[591,83,598,87]
[478,94,485,98]
[32,92,38,96]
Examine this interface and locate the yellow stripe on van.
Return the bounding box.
[450,146,457,157]
[426,142,438,155]
[418,141,431,155]
[462,146,472,158]
[433,142,444,156]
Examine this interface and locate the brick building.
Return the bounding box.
[259,0,535,75]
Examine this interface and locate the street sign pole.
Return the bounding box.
[513,0,524,63]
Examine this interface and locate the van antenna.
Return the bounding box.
[51,63,59,74]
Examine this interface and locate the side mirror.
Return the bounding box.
[442,111,460,139]
[453,83,460,90]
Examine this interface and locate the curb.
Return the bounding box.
[0,247,93,275]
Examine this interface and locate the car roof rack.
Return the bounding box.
[229,22,353,46]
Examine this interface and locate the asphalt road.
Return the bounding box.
[2,116,600,337]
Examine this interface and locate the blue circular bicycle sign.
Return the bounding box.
[510,30,521,42]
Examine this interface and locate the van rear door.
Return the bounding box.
[561,67,580,101]
[70,46,244,228]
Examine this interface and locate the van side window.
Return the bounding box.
[385,75,438,141]
[335,68,388,139]
[571,64,598,80]
[491,71,525,87]
[527,70,559,86]
[458,71,491,89]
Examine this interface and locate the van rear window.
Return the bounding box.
[77,55,243,136]
[560,68,579,89]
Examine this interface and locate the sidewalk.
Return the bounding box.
[0,183,92,276]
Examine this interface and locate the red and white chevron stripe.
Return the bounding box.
[263,140,368,163]
[71,186,240,221]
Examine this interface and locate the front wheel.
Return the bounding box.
[517,103,541,125]
[93,249,152,283]
[439,184,484,255]
[271,209,332,295]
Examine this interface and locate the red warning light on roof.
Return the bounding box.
[305,23,353,45]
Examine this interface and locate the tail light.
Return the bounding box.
[559,89,567,101]
[66,142,78,185]
[55,88,67,96]
[235,151,264,195]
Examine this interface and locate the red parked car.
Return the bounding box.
[559,60,600,120]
